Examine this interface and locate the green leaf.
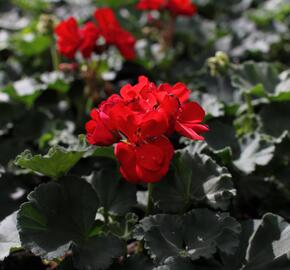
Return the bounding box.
[40,72,70,94]
[221,213,290,270]
[13,34,51,56]
[153,150,235,213]
[221,220,262,270]
[12,0,50,13]
[233,133,275,174]
[0,212,21,260]
[90,160,136,215]
[135,209,241,263]
[154,257,219,270]
[17,176,100,259]
[2,84,41,108]
[15,138,88,179]
[231,61,280,95]
[109,255,153,270]
[96,0,137,8]
[108,213,138,240]
[91,146,116,160]
[245,213,290,270]
[72,235,125,270]
[17,177,125,269]
[204,118,240,156]
[259,101,290,137]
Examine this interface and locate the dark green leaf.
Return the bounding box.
[259,101,290,137]
[245,214,290,270]
[17,176,125,269]
[221,220,261,270]
[17,176,100,259]
[135,209,241,263]
[204,119,240,157]
[153,150,235,213]
[72,235,125,270]
[233,133,275,174]
[89,159,136,215]
[109,254,153,270]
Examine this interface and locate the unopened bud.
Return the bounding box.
[207,51,230,76]
[37,14,57,35]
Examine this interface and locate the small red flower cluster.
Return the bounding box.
[54,8,136,60]
[136,0,197,16]
[86,76,208,183]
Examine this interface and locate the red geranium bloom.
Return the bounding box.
[175,102,209,140]
[94,8,136,60]
[55,17,99,59]
[86,76,208,183]
[136,0,166,10]
[54,17,81,59]
[115,136,173,183]
[79,22,100,58]
[136,0,197,17]
[167,0,197,16]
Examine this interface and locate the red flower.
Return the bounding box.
[137,0,166,10]
[136,0,197,17]
[175,102,209,140]
[115,137,173,183]
[94,8,136,60]
[54,17,81,59]
[85,109,118,146]
[86,76,208,183]
[167,0,197,16]
[79,22,100,58]
[55,17,99,59]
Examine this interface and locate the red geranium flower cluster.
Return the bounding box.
[86,76,208,183]
[136,0,197,16]
[54,8,136,60]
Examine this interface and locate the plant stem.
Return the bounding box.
[146,183,154,216]
[244,90,255,132]
[51,44,60,71]
[244,91,254,116]
[162,13,176,49]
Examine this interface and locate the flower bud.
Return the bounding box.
[207,51,230,77]
[37,14,57,35]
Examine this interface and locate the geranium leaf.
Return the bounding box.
[204,118,240,157]
[245,213,290,269]
[221,220,262,270]
[231,61,280,95]
[0,212,21,261]
[259,101,290,137]
[153,150,235,213]
[109,254,153,270]
[72,235,125,270]
[135,209,241,263]
[14,137,88,179]
[17,176,100,259]
[89,159,136,215]
[233,133,275,174]
[17,176,124,269]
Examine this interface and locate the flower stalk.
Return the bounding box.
[146,183,154,215]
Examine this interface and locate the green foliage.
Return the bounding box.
[1,0,290,269]
[17,177,125,269]
[14,137,88,179]
[153,149,235,213]
[135,209,241,263]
